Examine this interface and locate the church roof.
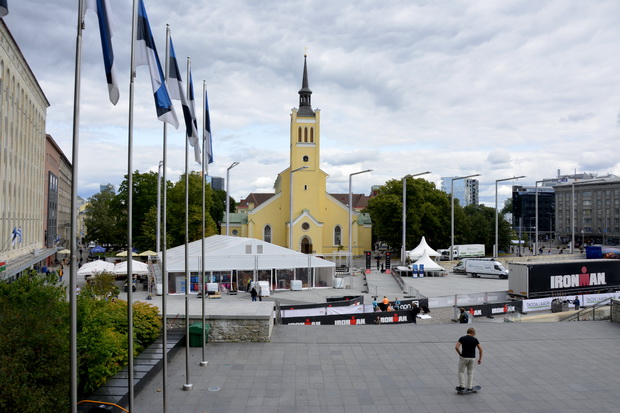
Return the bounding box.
[329,193,370,210]
[237,193,275,211]
[237,192,369,211]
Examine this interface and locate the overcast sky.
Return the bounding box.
[5,1,620,207]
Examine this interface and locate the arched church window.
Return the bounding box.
[264,225,272,243]
[310,127,314,142]
[298,127,302,142]
[334,226,342,246]
[304,127,308,142]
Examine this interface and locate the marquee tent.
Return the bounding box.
[410,250,445,273]
[157,235,336,294]
[113,260,149,276]
[407,236,441,261]
[77,260,114,277]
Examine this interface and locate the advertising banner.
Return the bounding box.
[527,260,620,297]
[281,309,414,325]
[457,301,523,318]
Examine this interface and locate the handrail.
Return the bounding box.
[560,298,612,322]
[390,269,406,292]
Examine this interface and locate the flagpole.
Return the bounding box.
[162,24,171,411]
[197,64,208,367]
[183,69,193,392]
[127,0,139,409]
[69,2,86,411]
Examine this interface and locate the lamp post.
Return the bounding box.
[402,171,431,264]
[450,174,480,261]
[535,179,555,255]
[225,162,240,236]
[495,176,525,258]
[156,160,163,253]
[349,169,372,268]
[289,166,308,250]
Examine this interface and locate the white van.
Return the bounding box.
[465,260,508,279]
[453,258,495,274]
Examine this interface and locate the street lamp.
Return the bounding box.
[289,166,308,250]
[450,174,481,261]
[225,162,240,236]
[349,169,372,268]
[495,176,525,258]
[156,160,163,253]
[402,171,431,264]
[535,179,556,255]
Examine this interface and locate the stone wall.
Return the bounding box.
[166,313,274,342]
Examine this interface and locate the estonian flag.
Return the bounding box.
[135,0,178,128]
[188,71,201,164]
[0,0,8,18]
[204,86,213,164]
[83,0,119,105]
[167,37,200,163]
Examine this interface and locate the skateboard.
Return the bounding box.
[457,385,481,395]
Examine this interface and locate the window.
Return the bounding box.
[301,222,310,231]
[310,127,314,142]
[232,229,238,235]
[583,200,592,206]
[264,225,271,243]
[334,226,342,246]
[304,127,308,142]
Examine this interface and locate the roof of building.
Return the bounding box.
[237,192,370,211]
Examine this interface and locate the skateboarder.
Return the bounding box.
[455,327,483,393]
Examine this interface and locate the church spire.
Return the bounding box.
[297,54,315,117]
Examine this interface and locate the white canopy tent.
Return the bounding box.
[113,260,149,276]
[77,260,114,277]
[410,250,445,273]
[407,236,441,261]
[157,235,336,294]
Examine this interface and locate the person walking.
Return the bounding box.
[250,287,258,302]
[411,303,420,324]
[573,296,580,310]
[455,327,483,393]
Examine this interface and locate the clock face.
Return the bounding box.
[303,156,309,162]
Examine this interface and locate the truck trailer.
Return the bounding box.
[508,259,620,298]
[440,244,485,260]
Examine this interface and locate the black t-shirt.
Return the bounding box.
[458,335,479,358]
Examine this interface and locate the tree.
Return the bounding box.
[167,172,218,247]
[116,171,160,250]
[84,184,123,247]
[211,189,236,233]
[0,270,70,412]
[365,177,452,252]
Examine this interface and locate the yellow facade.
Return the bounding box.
[223,57,372,256]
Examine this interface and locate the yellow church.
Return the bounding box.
[223,56,372,258]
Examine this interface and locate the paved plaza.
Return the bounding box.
[133,322,620,413]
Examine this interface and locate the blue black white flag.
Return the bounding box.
[188,71,201,164]
[135,0,178,128]
[167,36,200,163]
[0,0,8,18]
[11,227,21,246]
[204,86,213,164]
[83,0,119,105]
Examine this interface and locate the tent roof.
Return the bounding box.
[162,235,336,272]
[411,250,444,272]
[113,260,149,275]
[407,236,441,260]
[77,260,114,276]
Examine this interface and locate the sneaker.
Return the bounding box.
[466,388,473,392]
[455,386,465,391]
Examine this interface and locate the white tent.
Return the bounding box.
[162,235,336,271]
[410,250,445,273]
[113,260,149,276]
[407,236,441,261]
[77,260,114,277]
[158,235,336,294]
